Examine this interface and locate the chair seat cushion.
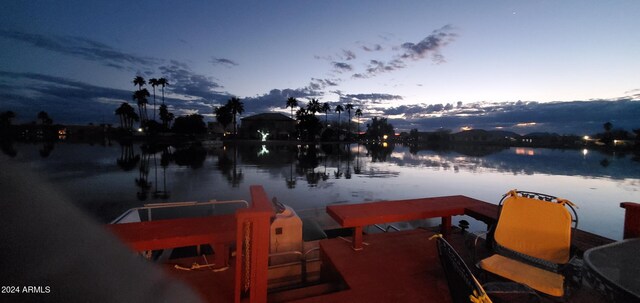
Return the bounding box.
[479,254,564,297]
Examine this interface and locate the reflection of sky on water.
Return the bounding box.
[3,142,639,240]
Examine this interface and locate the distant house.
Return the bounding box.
[240,113,295,140]
[452,129,519,144]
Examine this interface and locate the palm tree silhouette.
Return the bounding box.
[355,108,363,137]
[214,105,232,132]
[149,78,159,121]
[133,89,150,124]
[133,76,146,90]
[345,103,354,138]
[116,103,139,130]
[321,103,331,127]
[133,76,149,123]
[227,97,244,136]
[158,78,169,105]
[159,104,174,129]
[307,98,321,114]
[335,104,344,138]
[286,97,298,120]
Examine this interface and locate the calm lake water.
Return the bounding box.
[3,141,639,240]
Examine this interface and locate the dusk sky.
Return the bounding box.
[1,1,639,134]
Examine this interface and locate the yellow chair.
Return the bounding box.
[478,190,578,298]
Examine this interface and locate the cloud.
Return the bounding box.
[211,57,239,67]
[0,29,162,70]
[0,71,222,125]
[332,62,353,73]
[241,88,321,115]
[159,61,224,100]
[362,44,383,52]
[382,99,640,135]
[342,50,356,60]
[342,93,403,105]
[351,25,457,79]
[400,24,457,63]
[364,59,406,75]
[308,78,340,91]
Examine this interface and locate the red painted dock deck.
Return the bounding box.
[290,229,452,303]
[105,190,634,303]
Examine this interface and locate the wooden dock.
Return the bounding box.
[106,190,638,302]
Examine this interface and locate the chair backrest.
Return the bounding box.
[434,235,492,303]
[494,190,576,265]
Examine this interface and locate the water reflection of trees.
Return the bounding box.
[365,143,394,162]
[116,141,210,200]
[115,141,640,194]
[117,142,139,171]
[216,145,243,187]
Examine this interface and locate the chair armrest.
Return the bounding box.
[470,231,489,264]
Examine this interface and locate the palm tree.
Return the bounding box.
[355,108,363,136]
[116,102,138,129]
[214,104,233,131]
[159,104,174,129]
[286,97,298,120]
[158,78,169,105]
[307,98,321,114]
[133,76,146,90]
[148,78,159,121]
[115,103,126,128]
[345,103,354,138]
[133,89,150,123]
[227,97,244,135]
[321,103,331,126]
[335,104,344,136]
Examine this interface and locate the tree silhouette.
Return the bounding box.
[37,111,52,125]
[335,104,344,138]
[159,104,174,129]
[133,76,146,90]
[345,103,354,138]
[149,78,159,121]
[0,111,15,129]
[366,117,395,140]
[158,78,169,105]
[603,121,614,146]
[132,89,150,124]
[227,97,244,135]
[173,114,206,134]
[296,108,322,141]
[321,102,331,126]
[355,108,363,137]
[214,104,233,132]
[286,97,298,120]
[307,98,321,114]
[115,102,139,130]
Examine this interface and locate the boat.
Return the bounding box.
[107,185,640,303]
